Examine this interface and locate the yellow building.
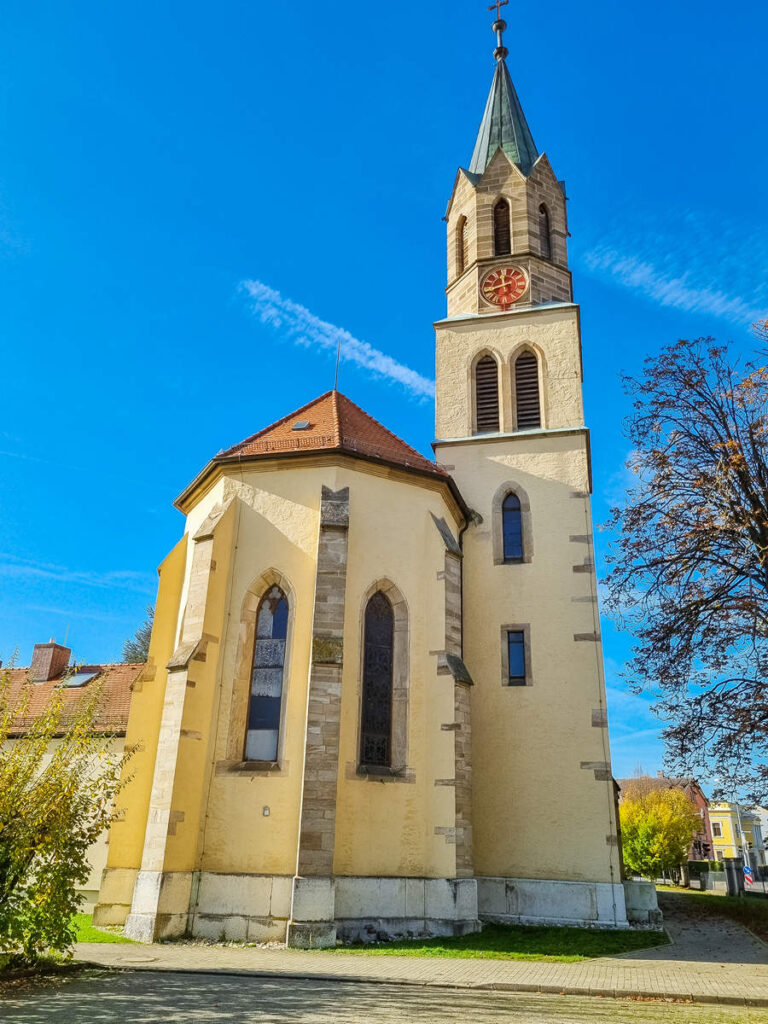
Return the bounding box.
[94,15,656,945]
[709,803,766,873]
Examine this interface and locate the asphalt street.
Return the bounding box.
[0,970,762,1024]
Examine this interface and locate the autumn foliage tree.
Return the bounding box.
[0,665,131,965]
[620,787,701,879]
[604,336,768,802]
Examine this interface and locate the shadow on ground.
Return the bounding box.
[0,971,761,1024]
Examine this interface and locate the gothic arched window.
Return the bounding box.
[502,493,523,562]
[246,585,289,762]
[475,354,500,434]
[493,199,511,256]
[456,216,468,276]
[360,591,394,768]
[539,204,552,260]
[514,351,541,429]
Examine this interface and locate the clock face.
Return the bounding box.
[481,266,528,309]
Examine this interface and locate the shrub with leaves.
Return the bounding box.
[620,787,701,880]
[0,663,132,965]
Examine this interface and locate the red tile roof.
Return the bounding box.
[218,391,449,479]
[4,663,143,736]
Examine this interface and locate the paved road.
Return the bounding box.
[0,970,764,1024]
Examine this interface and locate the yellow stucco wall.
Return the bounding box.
[434,291,620,885]
[157,457,463,880]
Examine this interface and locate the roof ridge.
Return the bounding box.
[334,392,439,468]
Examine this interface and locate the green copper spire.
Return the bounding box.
[469,13,539,177]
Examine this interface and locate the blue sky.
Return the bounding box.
[1,1,766,778]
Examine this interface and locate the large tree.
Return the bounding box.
[620,787,701,880]
[604,335,768,801]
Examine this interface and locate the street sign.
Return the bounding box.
[744,864,754,886]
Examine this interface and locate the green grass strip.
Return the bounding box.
[325,923,669,962]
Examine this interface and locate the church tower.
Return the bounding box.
[434,12,627,922]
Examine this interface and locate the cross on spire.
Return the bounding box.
[488,0,509,61]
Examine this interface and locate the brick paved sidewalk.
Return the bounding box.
[75,939,768,1008]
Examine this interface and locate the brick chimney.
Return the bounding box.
[29,639,71,683]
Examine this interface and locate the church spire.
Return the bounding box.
[469,3,539,177]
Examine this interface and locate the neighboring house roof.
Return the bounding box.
[617,775,709,802]
[176,390,468,516]
[4,663,143,736]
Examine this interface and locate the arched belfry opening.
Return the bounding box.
[475,354,500,433]
[514,351,541,429]
[456,215,469,276]
[539,204,552,260]
[493,199,511,256]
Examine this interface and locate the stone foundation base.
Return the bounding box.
[477,877,630,929]
[99,871,647,943]
[622,880,662,927]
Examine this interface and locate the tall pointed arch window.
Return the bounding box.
[514,351,541,429]
[493,198,511,256]
[246,585,289,762]
[539,204,552,260]
[502,493,523,562]
[475,355,500,434]
[456,216,468,276]
[360,591,394,768]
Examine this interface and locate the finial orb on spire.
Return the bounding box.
[488,1,509,61]
[492,18,507,32]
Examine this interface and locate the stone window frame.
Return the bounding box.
[469,347,503,436]
[355,578,410,780]
[491,481,533,565]
[500,622,533,687]
[508,341,547,431]
[225,567,295,769]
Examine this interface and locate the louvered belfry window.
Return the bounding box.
[493,199,511,256]
[360,591,394,768]
[475,355,500,433]
[539,204,552,260]
[456,216,468,275]
[515,351,541,429]
[246,585,288,762]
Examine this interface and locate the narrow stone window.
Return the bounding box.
[475,355,500,433]
[456,215,468,276]
[493,198,511,256]
[502,493,523,562]
[514,351,541,429]
[360,591,394,768]
[507,630,526,686]
[245,585,288,761]
[539,203,552,260]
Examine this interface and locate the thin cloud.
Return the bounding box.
[240,280,435,400]
[580,207,768,327]
[25,604,135,624]
[0,553,155,595]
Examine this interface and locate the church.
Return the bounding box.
[94,14,655,945]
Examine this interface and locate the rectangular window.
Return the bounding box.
[712,822,722,837]
[716,851,724,862]
[507,630,526,685]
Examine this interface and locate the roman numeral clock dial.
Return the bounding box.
[481,266,528,310]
